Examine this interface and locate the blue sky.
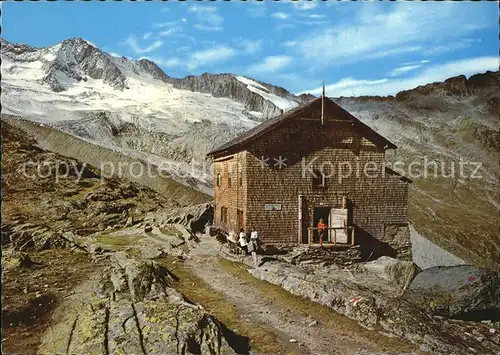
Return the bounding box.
[2,0,498,96]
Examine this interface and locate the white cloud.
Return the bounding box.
[368,46,423,60]
[389,64,423,77]
[153,20,180,28]
[295,19,329,27]
[299,56,499,97]
[189,4,223,31]
[292,1,317,10]
[138,56,181,68]
[282,40,298,47]
[108,52,122,58]
[124,36,163,54]
[143,32,152,40]
[194,24,222,32]
[189,5,217,13]
[158,27,180,37]
[176,33,197,44]
[309,78,390,95]
[162,58,182,68]
[187,46,236,71]
[271,12,289,20]
[423,39,480,56]
[403,60,430,65]
[304,14,325,19]
[239,40,263,54]
[296,3,494,64]
[248,55,293,74]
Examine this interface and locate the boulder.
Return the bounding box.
[146,202,213,234]
[363,256,420,290]
[139,245,165,260]
[125,216,134,227]
[2,249,32,270]
[278,245,362,266]
[403,265,500,320]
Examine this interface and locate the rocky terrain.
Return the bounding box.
[37,250,245,355]
[1,120,244,354]
[0,119,190,242]
[221,248,500,355]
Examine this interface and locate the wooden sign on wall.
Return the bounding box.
[264,203,282,211]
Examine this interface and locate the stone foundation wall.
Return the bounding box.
[384,224,412,260]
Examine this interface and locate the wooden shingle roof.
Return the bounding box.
[207,97,396,157]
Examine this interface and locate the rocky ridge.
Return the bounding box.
[38,250,245,355]
[168,73,303,119]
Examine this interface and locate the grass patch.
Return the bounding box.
[96,234,144,247]
[159,226,183,239]
[2,249,103,354]
[160,256,298,355]
[217,258,417,354]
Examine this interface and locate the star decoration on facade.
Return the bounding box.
[259,156,270,169]
[274,156,288,169]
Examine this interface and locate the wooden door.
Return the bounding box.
[330,208,348,243]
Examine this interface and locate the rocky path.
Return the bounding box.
[182,236,415,355]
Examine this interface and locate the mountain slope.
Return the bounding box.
[333,71,499,271]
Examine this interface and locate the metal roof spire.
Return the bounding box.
[321,81,325,125]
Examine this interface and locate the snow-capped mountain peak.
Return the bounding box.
[43,38,127,91]
[2,37,308,112]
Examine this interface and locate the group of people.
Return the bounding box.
[238,227,259,267]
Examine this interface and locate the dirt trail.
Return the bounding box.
[182,236,414,355]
